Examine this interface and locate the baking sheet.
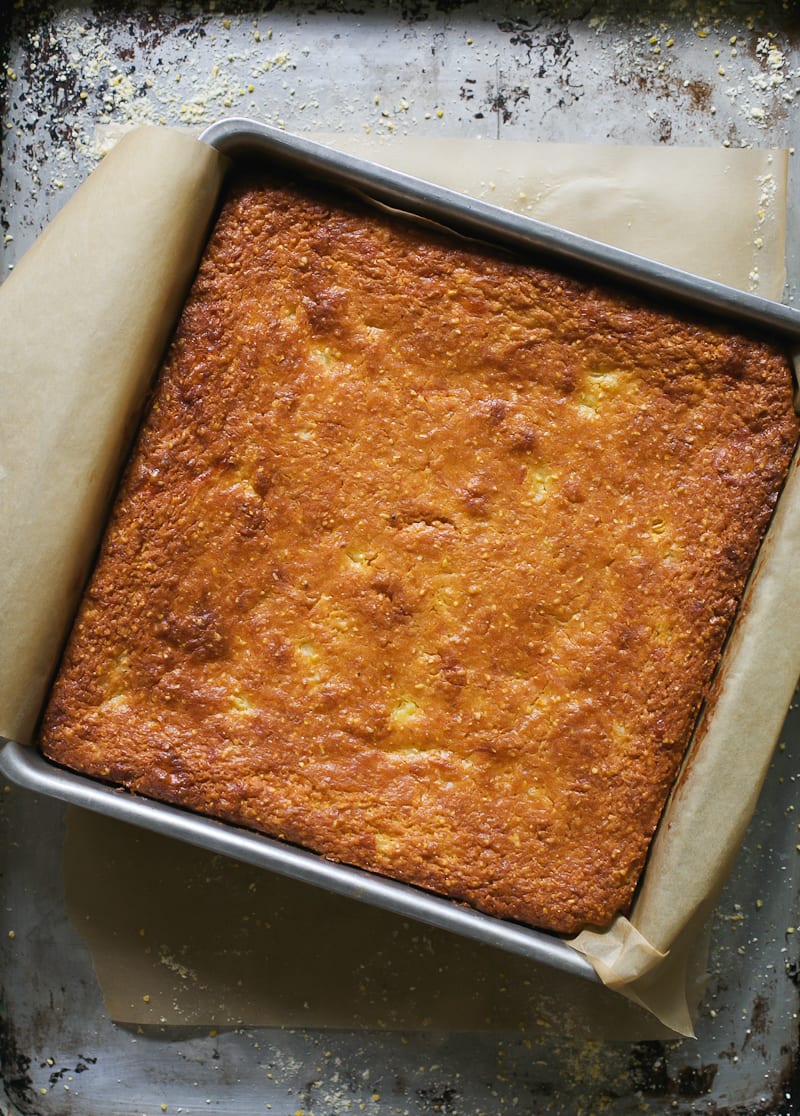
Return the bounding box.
[3,3,800,1111]
[2,120,799,1040]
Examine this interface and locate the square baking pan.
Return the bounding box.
[2,117,800,986]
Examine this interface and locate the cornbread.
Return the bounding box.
[40,171,800,934]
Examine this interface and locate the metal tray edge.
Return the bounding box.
[0,739,598,983]
[199,116,800,344]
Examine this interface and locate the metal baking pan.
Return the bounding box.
[2,116,800,987]
[201,118,800,346]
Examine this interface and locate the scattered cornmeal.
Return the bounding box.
[40,170,800,935]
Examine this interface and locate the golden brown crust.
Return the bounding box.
[40,173,800,934]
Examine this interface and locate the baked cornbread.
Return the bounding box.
[40,171,800,934]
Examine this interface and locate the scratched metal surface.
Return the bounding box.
[1,2,800,1114]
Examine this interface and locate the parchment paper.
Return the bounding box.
[572,437,800,1035]
[311,134,788,299]
[1,125,796,1036]
[66,807,674,1039]
[0,126,227,744]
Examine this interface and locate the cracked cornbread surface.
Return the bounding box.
[40,172,799,934]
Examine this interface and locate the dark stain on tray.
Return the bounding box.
[790,1020,800,1116]
[685,79,713,112]
[0,35,8,198]
[495,18,583,115]
[629,1041,672,1096]
[629,1041,719,1101]
[497,17,573,72]
[41,1052,98,1088]
[416,1082,460,1112]
[677,1063,719,1097]
[675,1047,800,1116]
[5,17,93,159]
[750,993,770,1036]
[0,1011,35,1109]
[656,115,672,144]
[399,0,465,20]
[490,81,531,124]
